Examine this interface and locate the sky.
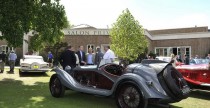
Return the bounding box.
[60,0,210,30]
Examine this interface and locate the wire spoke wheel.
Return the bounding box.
[117,84,145,108]
[49,75,65,97]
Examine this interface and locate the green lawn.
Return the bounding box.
[0,68,210,108]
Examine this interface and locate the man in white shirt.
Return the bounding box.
[8,50,17,73]
[103,46,115,64]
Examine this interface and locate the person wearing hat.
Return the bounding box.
[8,50,17,73]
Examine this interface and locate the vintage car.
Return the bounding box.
[49,59,190,108]
[189,59,210,65]
[19,55,49,73]
[176,59,210,87]
[155,57,172,63]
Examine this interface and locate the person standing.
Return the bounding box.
[206,54,210,59]
[76,46,86,66]
[171,54,177,67]
[103,46,115,64]
[0,51,6,73]
[184,54,190,65]
[71,47,79,66]
[194,55,199,59]
[47,51,53,68]
[86,48,95,65]
[95,47,104,65]
[59,46,76,69]
[8,50,17,73]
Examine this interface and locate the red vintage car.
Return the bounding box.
[176,59,210,87]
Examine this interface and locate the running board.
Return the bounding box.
[200,83,210,87]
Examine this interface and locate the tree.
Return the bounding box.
[0,0,69,49]
[44,42,68,65]
[110,8,148,63]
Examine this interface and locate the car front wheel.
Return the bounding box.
[49,74,65,98]
[116,84,146,108]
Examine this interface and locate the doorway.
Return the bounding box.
[172,48,177,55]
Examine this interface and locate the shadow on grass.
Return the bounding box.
[0,78,116,108]
[1,78,210,108]
[189,89,210,100]
[19,72,49,77]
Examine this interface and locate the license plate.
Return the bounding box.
[33,65,39,69]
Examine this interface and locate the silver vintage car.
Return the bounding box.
[49,59,190,108]
[19,55,49,73]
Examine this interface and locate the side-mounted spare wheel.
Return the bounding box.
[49,74,65,98]
[116,82,147,108]
[163,65,190,100]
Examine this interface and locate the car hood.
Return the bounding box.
[176,64,209,70]
[21,61,48,64]
[126,62,168,74]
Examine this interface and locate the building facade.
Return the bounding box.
[1,24,210,60]
[63,25,210,59]
[147,26,210,58]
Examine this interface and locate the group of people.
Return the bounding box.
[170,53,210,67]
[170,54,190,66]
[59,45,115,69]
[0,51,17,73]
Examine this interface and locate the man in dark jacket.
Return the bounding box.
[0,51,6,73]
[184,54,190,65]
[76,46,86,66]
[95,47,104,65]
[59,46,76,69]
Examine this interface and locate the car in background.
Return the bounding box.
[155,56,172,63]
[19,55,49,73]
[189,59,210,65]
[176,59,210,87]
[49,59,190,108]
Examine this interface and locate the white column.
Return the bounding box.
[23,33,28,55]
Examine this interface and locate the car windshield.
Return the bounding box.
[155,57,171,62]
[98,59,119,67]
[24,58,44,63]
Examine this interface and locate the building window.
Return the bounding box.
[0,45,14,53]
[164,48,167,56]
[155,46,191,58]
[87,44,94,53]
[155,48,169,57]
[155,49,160,56]
[185,47,190,56]
[177,47,181,55]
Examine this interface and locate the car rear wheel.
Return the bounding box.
[116,84,146,108]
[49,74,65,98]
[163,65,190,99]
